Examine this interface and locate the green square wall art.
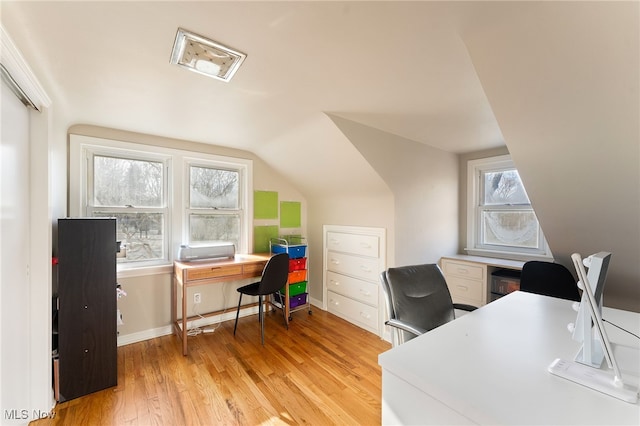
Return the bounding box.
[254,191,278,219]
[280,201,301,228]
[254,225,279,253]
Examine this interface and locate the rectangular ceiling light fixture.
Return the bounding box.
[170,28,246,82]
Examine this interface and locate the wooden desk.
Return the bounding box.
[378,291,640,425]
[172,254,270,355]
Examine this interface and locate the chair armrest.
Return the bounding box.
[385,318,427,337]
[453,303,477,312]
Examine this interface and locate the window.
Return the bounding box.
[467,155,551,260]
[88,153,169,264]
[70,135,253,273]
[187,163,241,248]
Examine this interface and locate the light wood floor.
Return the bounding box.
[34,307,391,425]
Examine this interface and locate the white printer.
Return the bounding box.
[177,242,235,262]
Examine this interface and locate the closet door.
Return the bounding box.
[0,76,31,416]
[58,218,117,401]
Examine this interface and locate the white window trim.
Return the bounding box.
[69,134,253,275]
[183,156,251,251]
[466,154,553,262]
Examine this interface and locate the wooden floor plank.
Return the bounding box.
[33,308,391,425]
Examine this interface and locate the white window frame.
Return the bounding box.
[70,134,253,277]
[183,157,250,251]
[84,146,171,268]
[466,154,553,261]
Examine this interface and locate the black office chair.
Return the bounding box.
[380,264,477,346]
[234,252,290,345]
[519,261,580,301]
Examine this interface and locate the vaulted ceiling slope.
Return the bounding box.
[1,1,503,155]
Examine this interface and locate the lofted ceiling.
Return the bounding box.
[1,1,505,155]
[3,1,638,310]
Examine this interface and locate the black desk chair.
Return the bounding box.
[380,264,477,346]
[234,252,289,345]
[519,261,580,301]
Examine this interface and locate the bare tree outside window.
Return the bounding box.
[190,166,238,208]
[94,156,163,207]
[188,165,241,247]
[481,169,540,249]
[92,155,166,263]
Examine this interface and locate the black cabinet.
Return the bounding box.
[57,218,117,401]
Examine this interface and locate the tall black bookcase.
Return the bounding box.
[56,218,117,401]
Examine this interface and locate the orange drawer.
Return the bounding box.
[288,270,307,284]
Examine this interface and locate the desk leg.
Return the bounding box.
[182,281,188,356]
[171,275,177,335]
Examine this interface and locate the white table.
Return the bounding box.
[378,291,640,425]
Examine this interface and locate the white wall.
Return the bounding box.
[463,1,640,311]
[328,115,459,267]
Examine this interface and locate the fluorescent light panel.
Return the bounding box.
[170,28,246,82]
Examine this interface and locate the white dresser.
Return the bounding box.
[440,254,524,307]
[323,225,386,337]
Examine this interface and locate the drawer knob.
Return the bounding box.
[360,242,371,248]
[359,312,371,319]
[331,280,340,286]
[456,285,469,292]
[330,259,340,265]
[360,265,372,272]
[360,289,371,297]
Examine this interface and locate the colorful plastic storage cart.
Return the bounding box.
[270,236,312,321]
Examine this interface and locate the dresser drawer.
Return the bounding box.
[442,260,484,280]
[326,271,378,306]
[326,232,379,258]
[327,291,378,332]
[447,275,483,304]
[326,252,379,282]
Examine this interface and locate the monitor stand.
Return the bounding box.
[548,358,638,403]
[548,253,638,404]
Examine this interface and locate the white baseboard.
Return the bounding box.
[309,296,322,310]
[117,325,173,347]
[117,305,261,347]
[117,300,327,347]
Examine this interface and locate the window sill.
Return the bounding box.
[464,248,554,263]
[117,263,173,279]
